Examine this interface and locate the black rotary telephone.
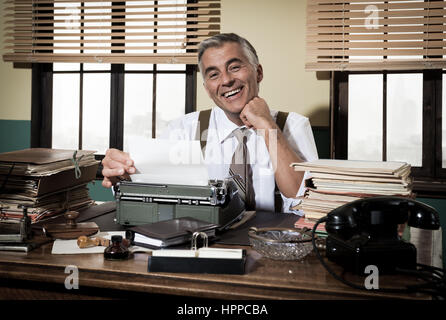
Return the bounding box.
[311,196,445,298]
[324,196,440,274]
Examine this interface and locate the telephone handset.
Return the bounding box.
[323,196,440,274]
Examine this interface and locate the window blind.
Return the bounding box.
[306,0,446,71]
[3,0,220,64]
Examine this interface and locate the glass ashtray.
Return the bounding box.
[248,227,314,261]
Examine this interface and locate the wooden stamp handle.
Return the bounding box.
[65,211,79,227]
[77,236,110,248]
[77,236,131,249]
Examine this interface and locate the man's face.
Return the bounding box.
[200,42,263,123]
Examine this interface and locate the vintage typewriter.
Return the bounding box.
[113,178,245,229]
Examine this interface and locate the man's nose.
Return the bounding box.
[221,71,235,86]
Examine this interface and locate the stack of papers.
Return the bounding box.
[0,149,98,176]
[291,159,413,234]
[0,148,99,222]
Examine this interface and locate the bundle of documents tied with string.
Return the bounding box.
[290,159,413,237]
[0,148,100,223]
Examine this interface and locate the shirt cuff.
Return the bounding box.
[281,170,311,215]
[281,195,303,215]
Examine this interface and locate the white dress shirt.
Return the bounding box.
[161,106,319,213]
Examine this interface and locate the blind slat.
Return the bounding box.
[306,0,446,71]
[307,40,446,49]
[5,2,220,12]
[6,30,218,37]
[307,48,446,56]
[308,1,446,11]
[5,45,197,50]
[6,0,219,4]
[6,9,221,18]
[307,17,446,27]
[3,52,198,64]
[305,61,446,71]
[311,0,432,4]
[307,24,446,34]
[5,37,207,44]
[2,0,221,64]
[308,33,446,42]
[7,17,220,25]
[310,9,446,20]
[4,23,219,31]
[308,31,446,41]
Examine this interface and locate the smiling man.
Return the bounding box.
[102,33,318,213]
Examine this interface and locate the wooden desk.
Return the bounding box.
[0,241,430,300]
[0,204,431,300]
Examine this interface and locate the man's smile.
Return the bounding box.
[222,86,244,100]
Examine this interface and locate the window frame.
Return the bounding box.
[30,62,197,178]
[330,69,446,198]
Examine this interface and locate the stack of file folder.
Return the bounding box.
[291,159,413,236]
[127,217,219,249]
[0,148,100,223]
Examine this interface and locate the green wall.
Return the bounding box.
[312,126,330,159]
[0,120,31,153]
[89,179,114,201]
[0,119,115,201]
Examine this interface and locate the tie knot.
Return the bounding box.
[232,127,251,144]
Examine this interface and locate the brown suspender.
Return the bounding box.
[273,111,289,213]
[275,111,289,134]
[197,109,289,212]
[197,108,212,155]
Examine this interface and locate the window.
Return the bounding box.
[31,62,197,177]
[331,70,446,197]
[305,0,446,197]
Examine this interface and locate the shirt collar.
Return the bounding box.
[214,107,249,144]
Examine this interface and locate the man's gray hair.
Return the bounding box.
[197,33,259,73]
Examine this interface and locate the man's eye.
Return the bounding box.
[230,65,240,72]
[208,72,218,79]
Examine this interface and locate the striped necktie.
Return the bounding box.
[228,128,256,210]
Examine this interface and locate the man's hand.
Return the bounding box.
[101,148,136,188]
[239,97,276,130]
[240,97,305,199]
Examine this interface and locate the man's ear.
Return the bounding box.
[256,64,264,83]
